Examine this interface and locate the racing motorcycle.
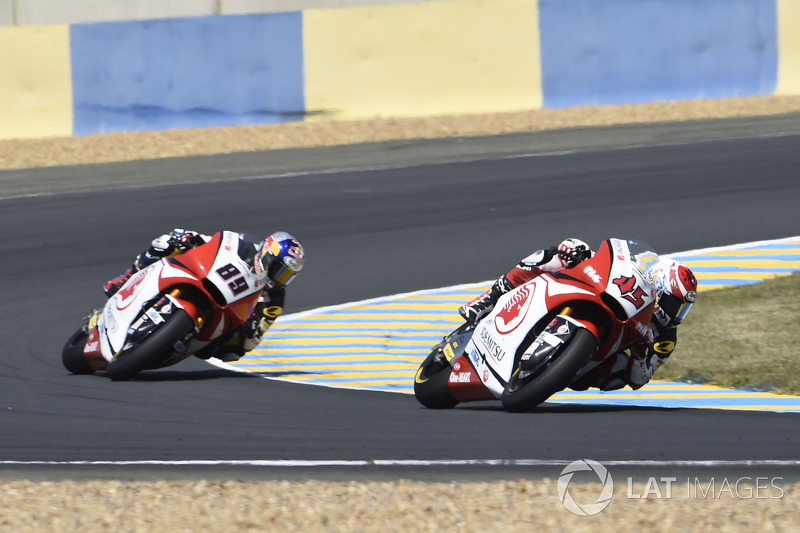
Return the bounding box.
[62,231,268,380]
[414,238,659,412]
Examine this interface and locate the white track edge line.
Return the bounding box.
[1,459,799,467]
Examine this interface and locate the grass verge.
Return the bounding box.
[656,271,800,394]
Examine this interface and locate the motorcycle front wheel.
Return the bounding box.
[105,309,195,381]
[413,344,458,409]
[500,327,597,413]
[62,328,96,375]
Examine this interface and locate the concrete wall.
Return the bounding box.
[539,0,777,108]
[0,0,457,25]
[69,13,305,134]
[304,0,541,121]
[0,24,73,138]
[1,0,798,140]
[776,0,800,95]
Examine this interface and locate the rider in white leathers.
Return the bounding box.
[103,228,304,361]
[459,238,698,391]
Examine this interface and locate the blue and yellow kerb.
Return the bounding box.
[224,237,800,413]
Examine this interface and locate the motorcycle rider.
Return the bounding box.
[103,228,304,362]
[459,238,698,391]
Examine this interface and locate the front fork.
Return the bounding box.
[166,287,212,333]
[515,307,602,381]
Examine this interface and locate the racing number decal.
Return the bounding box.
[216,264,249,295]
[613,275,647,308]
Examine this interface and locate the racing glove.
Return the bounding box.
[167,228,208,251]
[222,289,286,360]
[557,238,593,268]
[103,230,202,296]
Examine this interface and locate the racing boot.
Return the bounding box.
[103,236,176,297]
[102,253,153,297]
[103,264,136,297]
[459,276,514,323]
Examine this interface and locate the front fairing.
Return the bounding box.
[168,232,265,332]
[464,276,596,397]
[99,261,170,357]
[172,231,268,305]
[602,239,658,347]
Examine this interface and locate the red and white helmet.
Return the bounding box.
[655,259,698,325]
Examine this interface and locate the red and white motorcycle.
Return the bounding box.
[62,231,268,380]
[414,238,659,412]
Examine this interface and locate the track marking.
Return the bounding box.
[2,459,800,467]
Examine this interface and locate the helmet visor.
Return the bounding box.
[659,293,694,325]
[672,299,693,324]
[267,259,296,288]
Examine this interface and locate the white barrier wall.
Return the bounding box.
[0,0,456,25]
[1,0,796,140]
[0,0,12,25]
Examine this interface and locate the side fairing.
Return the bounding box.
[603,239,658,342]
[464,277,594,397]
[100,262,173,357]
[205,231,268,304]
[605,238,657,320]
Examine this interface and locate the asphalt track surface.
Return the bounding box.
[2,114,800,481]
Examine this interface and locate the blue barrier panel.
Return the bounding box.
[70,13,304,135]
[539,0,778,108]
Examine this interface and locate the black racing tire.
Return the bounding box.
[414,347,458,409]
[62,328,96,375]
[105,309,195,381]
[500,327,597,413]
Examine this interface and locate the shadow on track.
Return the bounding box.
[76,368,258,382]
[453,402,672,414]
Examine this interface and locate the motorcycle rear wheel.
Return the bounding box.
[105,309,195,381]
[62,328,96,375]
[500,327,597,413]
[414,346,458,409]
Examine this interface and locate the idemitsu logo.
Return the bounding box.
[494,285,533,334]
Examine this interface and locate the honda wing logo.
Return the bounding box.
[494,285,533,334]
[115,270,148,311]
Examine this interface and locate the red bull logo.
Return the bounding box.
[494,284,534,334]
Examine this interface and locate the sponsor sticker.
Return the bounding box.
[479,327,507,361]
[449,372,472,384]
[470,349,482,365]
[145,308,164,324]
[443,343,455,361]
[583,265,602,284]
